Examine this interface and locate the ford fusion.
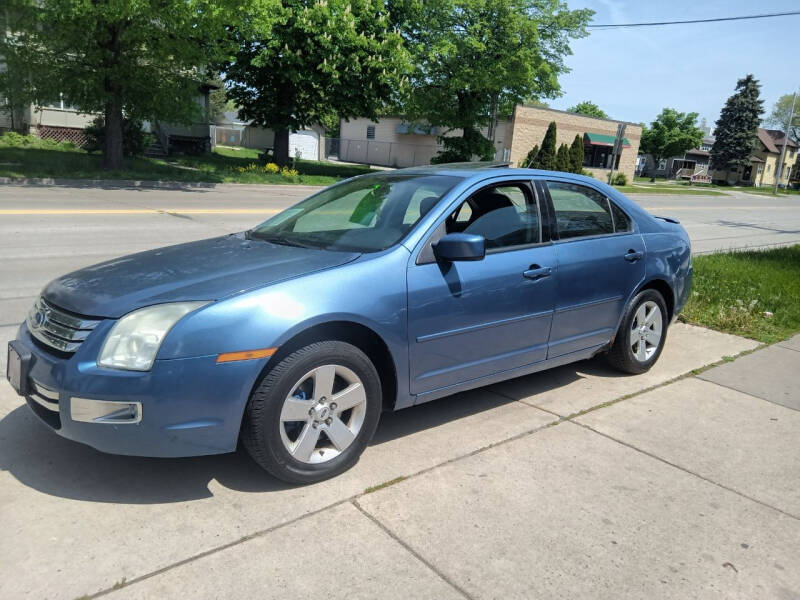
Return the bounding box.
[7,165,691,483]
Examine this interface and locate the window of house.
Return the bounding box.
[366,125,376,140]
[445,183,540,250]
[658,159,667,171]
[767,164,771,173]
[547,182,614,240]
[757,164,763,175]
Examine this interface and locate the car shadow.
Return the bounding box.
[0,356,614,505]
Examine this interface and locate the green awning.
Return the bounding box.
[584,132,631,148]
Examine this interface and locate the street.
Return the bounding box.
[2,184,799,346]
[1,182,799,598]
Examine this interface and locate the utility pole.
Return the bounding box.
[608,123,626,185]
[773,91,797,195]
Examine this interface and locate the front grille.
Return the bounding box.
[26,297,101,354]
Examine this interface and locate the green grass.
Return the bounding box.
[681,245,800,343]
[614,184,726,196]
[0,138,375,185]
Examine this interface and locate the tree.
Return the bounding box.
[207,75,234,125]
[393,0,592,162]
[569,134,584,173]
[765,93,799,143]
[711,74,764,179]
[640,108,704,182]
[532,121,557,170]
[0,6,41,131]
[5,0,276,170]
[567,101,608,119]
[521,144,539,167]
[556,143,570,172]
[226,0,409,165]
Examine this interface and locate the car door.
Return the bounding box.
[407,180,556,396]
[542,179,645,358]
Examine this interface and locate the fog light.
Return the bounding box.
[71,398,142,424]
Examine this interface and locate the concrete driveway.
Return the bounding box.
[3,322,800,599]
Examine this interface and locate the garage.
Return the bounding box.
[289,130,319,160]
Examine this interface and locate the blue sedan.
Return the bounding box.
[7,165,692,483]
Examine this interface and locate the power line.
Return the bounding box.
[588,10,800,29]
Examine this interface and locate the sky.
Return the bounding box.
[549,0,800,130]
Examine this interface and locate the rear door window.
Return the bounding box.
[546,181,614,239]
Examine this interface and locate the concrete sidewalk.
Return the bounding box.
[3,326,800,599]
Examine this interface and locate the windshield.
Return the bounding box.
[249,173,462,252]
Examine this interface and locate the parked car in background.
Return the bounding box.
[7,164,692,483]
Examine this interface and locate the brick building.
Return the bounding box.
[338,105,641,181]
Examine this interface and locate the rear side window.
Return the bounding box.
[547,181,613,239]
[609,200,632,232]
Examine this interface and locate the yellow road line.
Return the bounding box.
[0,208,282,215]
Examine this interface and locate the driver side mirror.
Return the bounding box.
[434,233,486,262]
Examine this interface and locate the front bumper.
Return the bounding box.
[10,322,267,457]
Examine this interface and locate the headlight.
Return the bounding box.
[98,302,208,371]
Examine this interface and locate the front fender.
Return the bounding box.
[158,247,412,403]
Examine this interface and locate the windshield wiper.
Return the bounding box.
[246,230,317,249]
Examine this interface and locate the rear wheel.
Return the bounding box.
[606,289,668,374]
[242,341,382,484]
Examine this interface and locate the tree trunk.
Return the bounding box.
[101,21,124,171]
[103,99,124,170]
[649,156,658,183]
[273,128,290,166]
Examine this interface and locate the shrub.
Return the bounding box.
[84,116,153,157]
[235,162,298,178]
[0,131,28,146]
[608,172,628,186]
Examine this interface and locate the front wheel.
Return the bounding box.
[606,289,668,374]
[241,341,382,484]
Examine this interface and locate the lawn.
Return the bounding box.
[0,137,375,185]
[680,245,800,343]
[614,184,726,196]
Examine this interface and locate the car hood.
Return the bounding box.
[43,233,360,318]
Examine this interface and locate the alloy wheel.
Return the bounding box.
[278,364,367,464]
[629,300,663,362]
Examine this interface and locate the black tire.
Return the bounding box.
[606,289,669,374]
[241,340,382,484]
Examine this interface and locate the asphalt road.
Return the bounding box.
[1,183,799,352]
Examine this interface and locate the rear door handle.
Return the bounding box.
[523,265,552,280]
[624,250,643,262]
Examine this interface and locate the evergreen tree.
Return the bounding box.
[521,144,539,168]
[533,121,557,170]
[711,74,764,178]
[569,134,584,173]
[556,143,571,172]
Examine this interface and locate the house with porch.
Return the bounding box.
[0,84,218,156]
[710,128,798,187]
[640,135,715,182]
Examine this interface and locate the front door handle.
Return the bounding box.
[624,250,644,262]
[523,265,552,280]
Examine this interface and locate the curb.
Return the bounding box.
[0,177,219,189]
[0,177,327,192]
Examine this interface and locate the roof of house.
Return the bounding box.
[757,128,799,153]
[685,148,710,157]
[749,155,765,163]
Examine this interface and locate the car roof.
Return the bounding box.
[389,162,602,186]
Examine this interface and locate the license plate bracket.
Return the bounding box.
[7,341,32,397]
